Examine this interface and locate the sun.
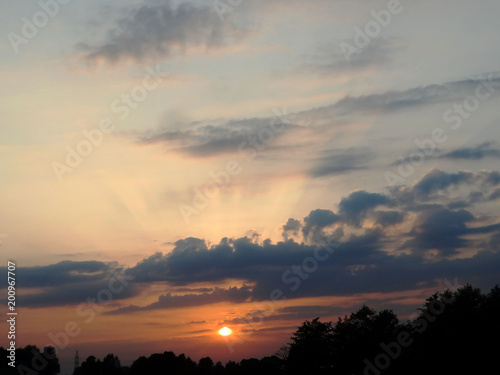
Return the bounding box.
[218,327,232,336]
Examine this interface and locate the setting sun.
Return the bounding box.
[218,327,232,336]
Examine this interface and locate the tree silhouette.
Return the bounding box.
[286,317,334,374]
[393,284,500,375]
[130,351,196,375]
[214,361,225,375]
[102,353,121,375]
[197,356,214,375]
[224,360,240,375]
[76,355,102,375]
[331,305,400,374]
[274,344,290,362]
[0,345,60,375]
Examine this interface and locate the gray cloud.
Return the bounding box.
[79,1,252,64]
[301,209,340,241]
[403,208,475,256]
[10,261,141,307]
[297,74,500,123]
[132,75,500,173]
[309,148,372,178]
[249,241,500,301]
[399,169,500,209]
[371,210,405,227]
[440,142,500,160]
[18,281,142,308]
[281,218,302,240]
[108,285,252,314]
[489,188,500,201]
[18,260,118,288]
[338,190,391,226]
[413,169,475,196]
[300,38,401,75]
[335,75,500,114]
[138,117,297,157]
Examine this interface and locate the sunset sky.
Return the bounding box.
[1,0,500,373]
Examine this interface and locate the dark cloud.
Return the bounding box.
[371,210,405,227]
[108,285,252,314]
[18,281,142,308]
[18,260,118,288]
[333,75,500,114]
[309,148,372,178]
[281,218,302,240]
[485,232,500,252]
[440,142,500,160]
[482,170,500,186]
[138,118,296,157]
[489,188,500,201]
[127,236,332,285]
[173,287,214,293]
[249,243,500,301]
[123,224,491,305]
[79,1,252,64]
[11,261,141,307]
[13,230,500,310]
[11,168,500,311]
[403,208,475,256]
[391,141,500,172]
[301,209,339,240]
[413,169,475,196]
[390,169,500,211]
[400,169,500,209]
[297,74,500,124]
[338,190,391,226]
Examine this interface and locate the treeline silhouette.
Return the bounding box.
[2,284,499,375]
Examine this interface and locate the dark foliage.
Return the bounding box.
[0,345,60,375]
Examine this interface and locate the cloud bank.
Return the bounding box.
[8,169,499,314]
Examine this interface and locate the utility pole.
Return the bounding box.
[74,350,80,372]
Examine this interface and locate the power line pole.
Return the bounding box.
[74,350,80,372]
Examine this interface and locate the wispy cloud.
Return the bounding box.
[439,142,500,160]
[78,1,254,64]
[108,285,252,314]
[299,38,402,75]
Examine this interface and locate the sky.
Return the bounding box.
[1,0,500,373]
